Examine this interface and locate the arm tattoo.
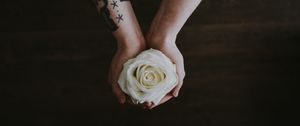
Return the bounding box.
[95,0,118,31]
[95,0,131,32]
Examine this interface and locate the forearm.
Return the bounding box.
[147,0,201,44]
[96,0,144,48]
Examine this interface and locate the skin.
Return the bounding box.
[96,0,147,107]
[96,0,201,109]
[146,0,202,109]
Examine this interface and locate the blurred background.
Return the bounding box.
[0,0,299,126]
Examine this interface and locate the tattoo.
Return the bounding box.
[111,0,118,9]
[94,0,130,32]
[116,14,124,23]
[96,0,118,31]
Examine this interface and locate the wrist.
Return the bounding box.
[146,32,177,49]
[117,35,146,53]
[114,28,145,47]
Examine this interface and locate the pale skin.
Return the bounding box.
[96,0,201,109]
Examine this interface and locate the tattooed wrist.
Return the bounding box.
[95,0,130,32]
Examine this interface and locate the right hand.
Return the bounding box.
[108,39,154,108]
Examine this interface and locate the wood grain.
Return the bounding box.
[0,0,299,126]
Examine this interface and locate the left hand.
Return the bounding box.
[146,36,186,109]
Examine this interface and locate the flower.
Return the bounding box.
[118,49,178,105]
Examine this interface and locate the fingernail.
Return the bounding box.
[173,92,178,97]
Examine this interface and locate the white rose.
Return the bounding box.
[118,48,178,105]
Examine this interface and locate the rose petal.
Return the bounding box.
[118,49,178,105]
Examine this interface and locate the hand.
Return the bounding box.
[108,40,153,108]
[146,36,186,109]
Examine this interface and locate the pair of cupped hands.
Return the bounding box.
[108,33,186,109]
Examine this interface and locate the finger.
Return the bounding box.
[125,95,148,108]
[110,68,127,104]
[142,102,152,107]
[110,55,127,104]
[148,94,173,109]
[110,67,127,104]
[172,58,185,97]
[108,53,118,84]
[171,68,185,97]
[141,102,153,109]
[112,83,126,104]
[171,81,183,97]
[126,98,152,109]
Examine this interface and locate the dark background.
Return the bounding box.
[0,0,299,126]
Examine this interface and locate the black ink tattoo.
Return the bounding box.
[116,14,124,23]
[97,0,119,31]
[94,0,131,31]
[111,0,118,9]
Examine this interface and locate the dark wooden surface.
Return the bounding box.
[1,0,299,126]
